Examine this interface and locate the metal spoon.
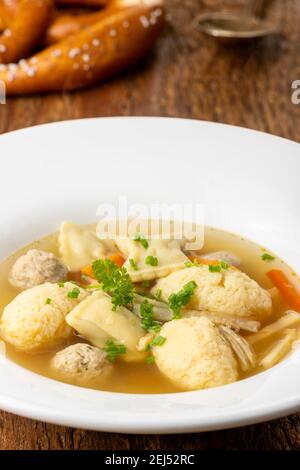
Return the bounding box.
[194,0,276,41]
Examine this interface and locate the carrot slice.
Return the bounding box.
[81,265,94,278]
[107,252,125,267]
[67,271,90,285]
[267,269,300,312]
[188,256,219,266]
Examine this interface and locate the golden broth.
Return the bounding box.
[0,226,299,394]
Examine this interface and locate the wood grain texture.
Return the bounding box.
[0,0,300,450]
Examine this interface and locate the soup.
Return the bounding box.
[0,222,299,394]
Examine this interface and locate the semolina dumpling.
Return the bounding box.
[115,236,189,282]
[66,290,146,362]
[151,265,272,321]
[153,317,238,390]
[0,282,88,353]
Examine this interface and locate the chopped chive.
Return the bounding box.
[208,260,228,272]
[261,253,275,261]
[103,339,126,363]
[133,234,149,249]
[140,300,161,333]
[151,335,166,346]
[146,355,155,365]
[145,255,158,267]
[155,288,162,300]
[67,287,81,299]
[168,280,197,319]
[129,258,139,271]
[185,261,194,267]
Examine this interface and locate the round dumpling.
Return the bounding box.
[153,317,238,390]
[151,266,272,320]
[0,282,88,353]
[9,249,68,290]
[51,343,112,381]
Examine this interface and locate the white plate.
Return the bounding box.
[0,117,300,434]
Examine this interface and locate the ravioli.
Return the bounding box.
[66,290,146,362]
[115,236,189,282]
[59,222,114,271]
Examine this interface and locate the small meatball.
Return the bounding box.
[153,317,238,391]
[151,266,272,321]
[0,282,88,353]
[52,343,112,381]
[9,249,68,290]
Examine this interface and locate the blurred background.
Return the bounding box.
[0,0,299,142]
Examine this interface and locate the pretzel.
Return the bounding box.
[0,0,18,26]
[55,0,110,7]
[0,0,164,94]
[44,0,130,45]
[0,0,53,63]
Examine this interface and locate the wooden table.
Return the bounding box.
[0,0,300,450]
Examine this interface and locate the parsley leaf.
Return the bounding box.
[129,258,139,271]
[103,339,126,363]
[133,234,149,249]
[92,259,135,310]
[46,298,52,305]
[67,287,81,299]
[58,282,65,288]
[168,281,197,319]
[145,255,158,266]
[140,300,161,333]
[261,253,275,261]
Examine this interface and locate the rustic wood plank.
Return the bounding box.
[0,0,300,450]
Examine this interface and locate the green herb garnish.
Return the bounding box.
[92,259,135,310]
[261,253,275,261]
[58,282,65,288]
[140,300,161,333]
[185,261,194,268]
[129,258,139,271]
[146,355,155,365]
[133,234,149,249]
[155,288,162,300]
[103,339,126,363]
[208,260,229,272]
[168,280,197,319]
[67,287,81,299]
[145,255,158,266]
[46,298,52,305]
[151,335,166,346]
[142,280,151,288]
